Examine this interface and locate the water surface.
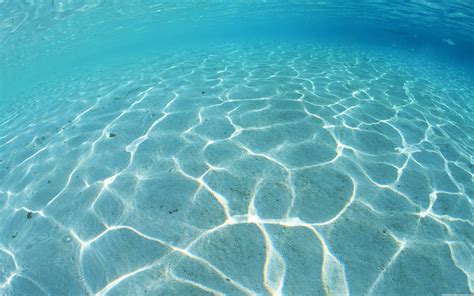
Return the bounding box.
[0,1,473,295]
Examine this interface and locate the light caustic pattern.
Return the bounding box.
[0,43,472,295]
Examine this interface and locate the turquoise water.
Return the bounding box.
[1,1,473,295]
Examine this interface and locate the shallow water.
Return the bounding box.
[1,1,473,296]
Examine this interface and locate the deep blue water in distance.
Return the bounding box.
[0,1,473,295]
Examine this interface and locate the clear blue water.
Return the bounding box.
[0,1,473,295]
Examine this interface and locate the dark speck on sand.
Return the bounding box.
[109,133,116,138]
[201,91,206,94]
[27,212,33,219]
